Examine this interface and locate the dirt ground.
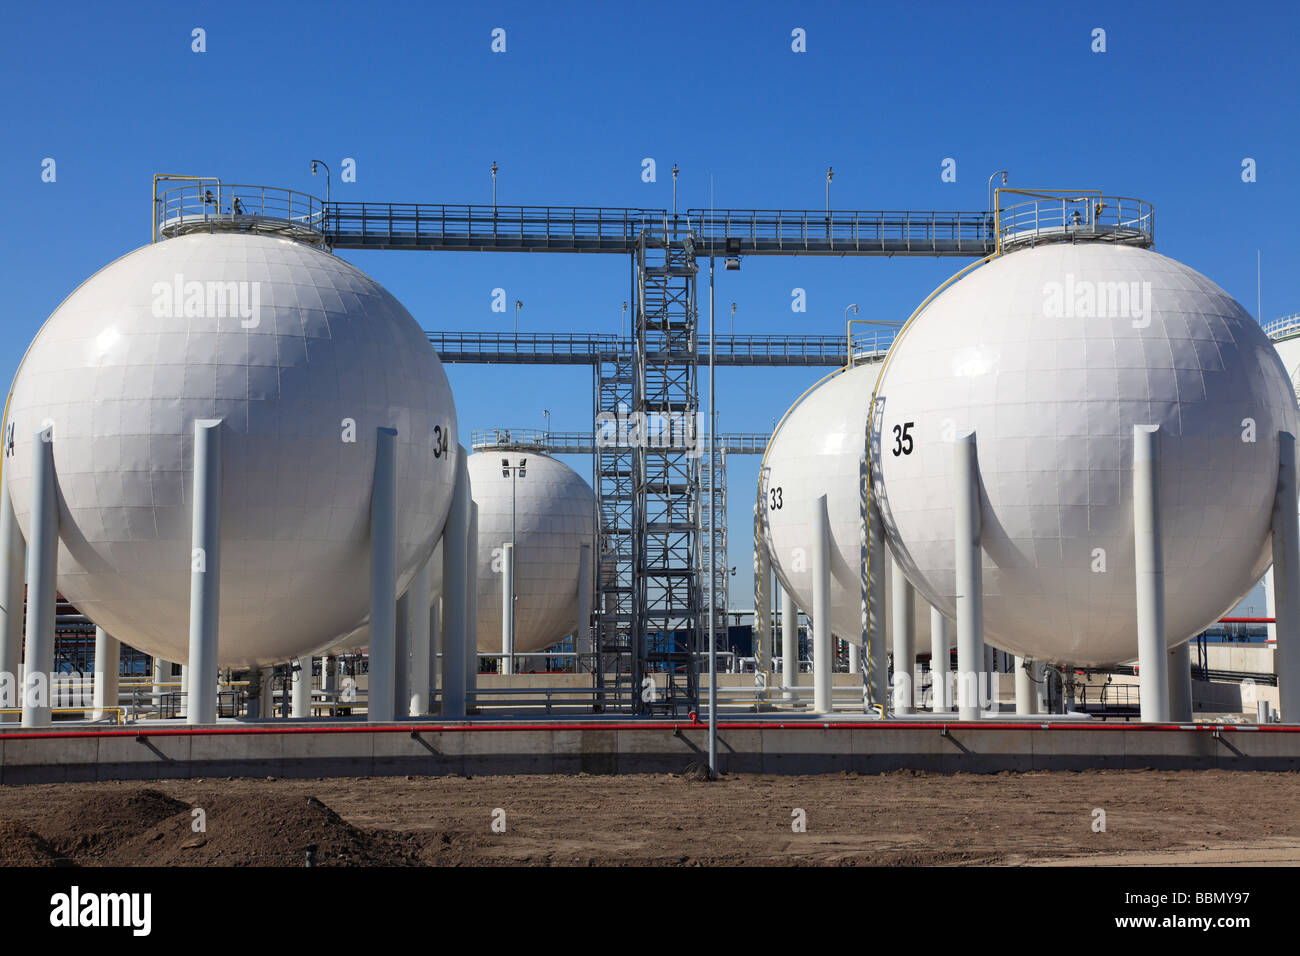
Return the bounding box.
[0,768,1296,866]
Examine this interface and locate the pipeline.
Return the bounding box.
[1,718,1297,742]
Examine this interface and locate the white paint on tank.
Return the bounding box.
[762,362,931,649]
[464,450,595,654]
[5,232,458,668]
[875,243,1297,666]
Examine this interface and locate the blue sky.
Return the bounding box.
[2,0,1296,612]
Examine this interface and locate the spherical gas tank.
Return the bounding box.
[762,362,930,648]
[874,243,1297,666]
[5,232,458,668]
[466,450,595,654]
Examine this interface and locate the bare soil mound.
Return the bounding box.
[0,820,67,867]
[42,788,190,861]
[101,792,423,867]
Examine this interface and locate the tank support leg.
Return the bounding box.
[1271,431,1300,721]
[466,502,479,706]
[891,551,916,714]
[394,591,410,716]
[1015,656,1037,715]
[954,432,985,721]
[812,494,832,714]
[185,419,223,725]
[931,609,951,712]
[408,555,431,715]
[1168,642,1193,722]
[440,446,470,719]
[93,627,120,721]
[367,426,398,723]
[1133,424,1169,722]
[0,461,26,723]
[22,427,57,728]
[781,586,798,701]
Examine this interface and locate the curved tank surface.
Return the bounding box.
[5,232,458,668]
[874,242,1297,666]
[762,362,931,649]
[465,450,595,654]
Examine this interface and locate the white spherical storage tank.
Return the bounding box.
[4,232,458,669]
[466,449,595,654]
[762,362,930,648]
[874,242,1298,666]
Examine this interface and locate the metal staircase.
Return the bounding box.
[632,232,700,715]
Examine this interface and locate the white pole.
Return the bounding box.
[501,542,515,675]
[0,462,26,723]
[1014,656,1037,715]
[367,426,398,723]
[781,586,798,701]
[1168,642,1193,722]
[812,494,832,714]
[890,552,916,714]
[394,590,410,714]
[1133,424,1169,722]
[954,432,984,720]
[1271,431,1300,721]
[93,627,120,721]
[866,499,888,712]
[187,419,222,725]
[21,428,57,727]
[930,607,950,712]
[466,502,479,705]
[292,658,312,718]
[409,555,431,715]
[576,543,593,673]
[441,447,470,719]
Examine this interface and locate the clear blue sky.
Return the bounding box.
[2,0,1296,612]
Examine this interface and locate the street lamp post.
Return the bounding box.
[543,410,550,444]
[844,303,860,367]
[514,299,523,335]
[730,302,736,338]
[491,162,499,207]
[501,456,527,675]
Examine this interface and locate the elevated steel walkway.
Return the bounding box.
[469,428,770,457]
[427,332,885,367]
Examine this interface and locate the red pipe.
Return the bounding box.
[1,719,1297,741]
[1218,617,1274,623]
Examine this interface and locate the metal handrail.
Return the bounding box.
[685,207,992,254]
[996,194,1154,252]
[157,183,327,241]
[470,427,550,450]
[1262,313,1300,341]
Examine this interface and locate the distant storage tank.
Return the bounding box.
[5,232,458,668]
[465,447,595,654]
[762,362,930,648]
[1268,316,1300,399]
[874,243,1297,666]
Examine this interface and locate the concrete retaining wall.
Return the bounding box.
[1,722,1298,784]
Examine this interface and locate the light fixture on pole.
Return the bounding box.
[543,409,550,443]
[309,159,331,207]
[491,161,499,207]
[514,299,523,335]
[730,302,736,338]
[826,166,833,213]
